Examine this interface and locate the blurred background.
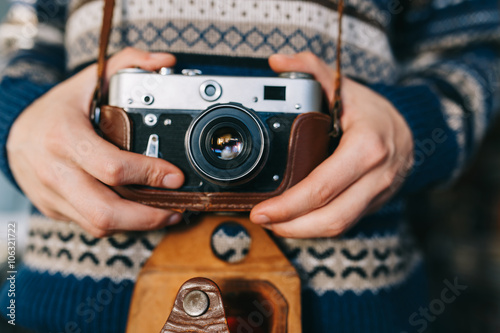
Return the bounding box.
[0,1,499,332]
[0,1,32,332]
[408,121,500,333]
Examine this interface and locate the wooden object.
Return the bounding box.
[126,214,301,333]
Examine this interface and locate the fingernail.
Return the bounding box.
[252,214,271,224]
[167,213,183,225]
[162,173,183,188]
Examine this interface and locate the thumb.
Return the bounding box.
[73,47,176,109]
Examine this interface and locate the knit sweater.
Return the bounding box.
[1,0,499,332]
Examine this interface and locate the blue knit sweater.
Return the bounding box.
[1,0,499,332]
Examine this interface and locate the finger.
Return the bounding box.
[251,126,388,224]
[48,119,184,188]
[262,168,390,239]
[12,162,110,236]
[33,185,112,237]
[84,144,185,188]
[50,165,182,235]
[73,129,184,188]
[269,52,337,101]
[365,169,403,214]
[104,47,176,83]
[21,156,182,237]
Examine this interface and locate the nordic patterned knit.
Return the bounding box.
[1,0,499,332]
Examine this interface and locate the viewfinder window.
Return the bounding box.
[264,86,286,101]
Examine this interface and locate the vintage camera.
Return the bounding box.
[108,68,325,194]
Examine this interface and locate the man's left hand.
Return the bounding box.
[250,52,414,238]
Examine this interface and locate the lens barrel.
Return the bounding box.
[186,104,268,185]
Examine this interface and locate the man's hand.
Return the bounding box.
[250,52,414,238]
[7,48,185,238]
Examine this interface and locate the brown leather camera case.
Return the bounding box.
[99,105,332,211]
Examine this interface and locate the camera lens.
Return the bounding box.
[202,119,251,170]
[210,127,244,160]
[186,104,268,185]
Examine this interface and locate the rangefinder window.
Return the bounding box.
[264,86,286,101]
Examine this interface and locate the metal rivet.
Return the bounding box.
[144,114,158,126]
[159,67,173,75]
[295,103,302,110]
[164,118,172,126]
[127,98,133,104]
[183,290,209,317]
[273,175,280,181]
[142,94,154,105]
[252,96,258,102]
[182,69,203,76]
[272,122,281,129]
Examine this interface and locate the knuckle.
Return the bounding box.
[382,168,402,194]
[383,168,399,185]
[39,207,59,220]
[89,208,114,231]
[89,228,110,239]
[325,219,347,237]
[309,182,334,208]
[138,215,160,230]
[144,164,165,186]
[325,225,344,237]
[360,133,389,167]
[147,211,170,229]
[273,226,294,239]
[37,168,55,187]
[101,160,125,186]
[44,128,64,155]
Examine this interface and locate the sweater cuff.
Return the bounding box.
[368,83,460,193]
[0,77,55,192]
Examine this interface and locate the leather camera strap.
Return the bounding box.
[90,0,116,126]
[89,0,345,136]
[330,0,344,137]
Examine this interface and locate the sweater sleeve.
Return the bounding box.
[367,0,500,194]
[0,0,66,190]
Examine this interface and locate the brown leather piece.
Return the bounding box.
[93,0,115,105]
[98,105,132,150]
[100,109,331,211]
[126,214,301,333]
[159,278,230,333]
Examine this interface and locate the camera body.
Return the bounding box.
[108,68,324,194]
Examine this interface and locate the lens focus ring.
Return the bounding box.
[186,104,268,185]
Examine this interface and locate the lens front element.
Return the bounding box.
[186,104,268,185]
[210,127,244,161]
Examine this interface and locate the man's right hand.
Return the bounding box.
[6,47,185,238]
